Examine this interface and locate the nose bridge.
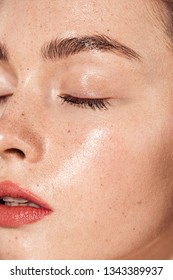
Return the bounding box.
[0,85,35,129]
[0,89,44,163]
[1,91,25,120]
[2,67,40,116]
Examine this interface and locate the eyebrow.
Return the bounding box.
[0,42,8,61]
[0,34,142,64]
[41,34,142,62]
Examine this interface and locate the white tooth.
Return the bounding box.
[5,201,40,208]
[3,197,29,203]
[5,202,12,206]
[28,202,40,208]
[5,202,20,206]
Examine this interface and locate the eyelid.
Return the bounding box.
[59,94,111,111]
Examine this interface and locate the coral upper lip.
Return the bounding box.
[0,180,51,209]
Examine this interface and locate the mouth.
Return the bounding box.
[0,180,52,228]
[0,197,41,208]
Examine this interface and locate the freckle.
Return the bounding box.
[133,227,136,231]
[67,130,71,133]
[21,113,25,116]
[105,239,109,243]
[109,207,112,210]
[94,220,97,224]
[137,201,142,205]
[15,236,18,240]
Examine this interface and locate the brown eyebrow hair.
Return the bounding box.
[0,42,8,61]
[41,34,142,62]
[0,34,141,63]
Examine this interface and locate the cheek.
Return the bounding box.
[98,123,173,233]
[76,119,173,248]
[95,121,173,211]
[53,127,109,186]
[86,122,173,256]
[48,116,173,222]
[35,112,173,259]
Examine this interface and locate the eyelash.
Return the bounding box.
[0,94,111,111]
[59,95,110,111]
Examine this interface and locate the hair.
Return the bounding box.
[160,0,173,39]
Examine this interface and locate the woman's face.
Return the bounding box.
[0,0,173,259]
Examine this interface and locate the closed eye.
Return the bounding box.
[59,94,111,111]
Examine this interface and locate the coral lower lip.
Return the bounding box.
[0,205,51,227]
[0,181,52,228]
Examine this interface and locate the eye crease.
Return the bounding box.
[59,94,111,111]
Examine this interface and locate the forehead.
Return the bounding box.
[0,0,167,64]
[0,1,160,38]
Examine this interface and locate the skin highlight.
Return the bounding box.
[0,0,173,259]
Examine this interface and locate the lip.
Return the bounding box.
[0,180,52,228]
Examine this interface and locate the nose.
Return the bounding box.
[0,97,44,163]
[0,132,42,163]
[0,133,26,160]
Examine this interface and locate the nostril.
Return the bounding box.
[4,148,25,159]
